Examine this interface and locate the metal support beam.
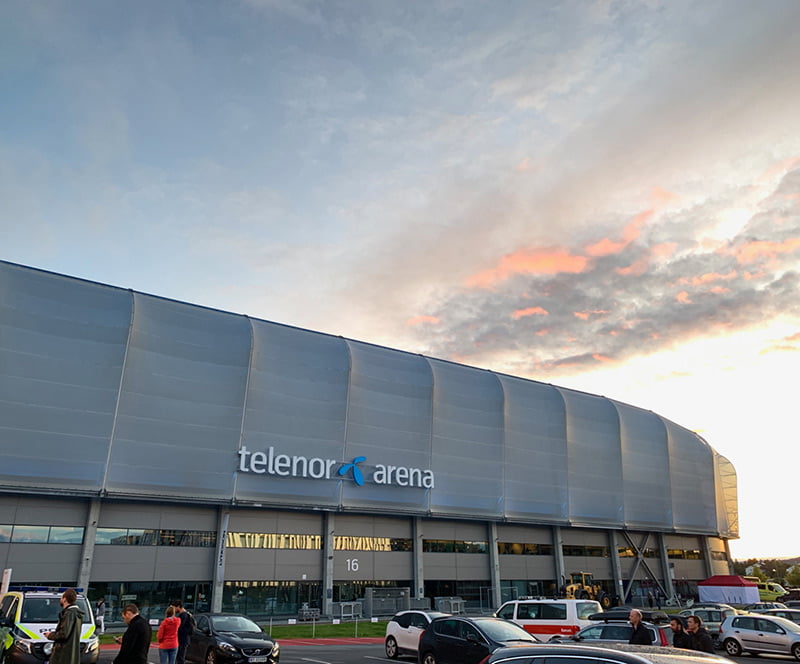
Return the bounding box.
[658,532,676,603]
[552,526,565,593]
[488,522,501,609]
[322,512,335,616]
[211,509,229,613]
[608,530,624,606]
[413,517,425,600]
[700,535,714,579]
[77,499,101,592]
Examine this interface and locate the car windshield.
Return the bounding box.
[211,616,262,633]
[21,597,94,625]
[478,619,538,642]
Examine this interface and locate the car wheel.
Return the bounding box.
[599,592,611,609]
[385,636,399,659]
[420,651,437,664]
[791,643,800,661]
[724,638,742,657]
[206,649,216,664]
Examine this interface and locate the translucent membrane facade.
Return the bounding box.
[0,261,738,537]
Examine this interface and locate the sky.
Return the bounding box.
[2,0,799,561]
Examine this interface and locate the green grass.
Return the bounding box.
[265,620,388,639]
[97,620,388,644]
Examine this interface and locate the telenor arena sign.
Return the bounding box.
[237,446,435,488]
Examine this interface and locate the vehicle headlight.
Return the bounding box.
[43,642,54,655]
[270,641,279,657]
[14,639,34,654]
[217,641,238,654]
[85,638,99,652]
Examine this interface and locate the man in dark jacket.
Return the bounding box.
[669,616,691,648]
[686,614,715,653]
[628,609,654,645]
[113,604,152,664]
[46,588,84,664]
[172,600,193,664]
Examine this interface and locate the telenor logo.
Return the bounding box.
[338,456,366,486]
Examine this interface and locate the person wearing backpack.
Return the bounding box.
[171,601,194,664]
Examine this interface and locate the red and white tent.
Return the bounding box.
[698,575,759,604]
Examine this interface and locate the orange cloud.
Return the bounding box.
[678,270,737,286]
[535,329,549,336]
[592,354,613,363]
[585,209,653,257]
[651,242,678,258]
[709,286,730,294]
[574,310,609,320]
[676,291,692,304]
[512,306,549,319]
[732,237,800,264]
[758,156,800,182]
[465,247,589,289]
[406,315,440,326]
[616,256,649,276]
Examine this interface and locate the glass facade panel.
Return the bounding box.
[0,526,13,542]
[10,525,49,543]
[48,526,84,544]
[423,539,488,553]
[333,536,412,551]
[498,542,554,555]
[96,528,129,544]
[225,533,322,549]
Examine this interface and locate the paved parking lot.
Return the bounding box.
[98,643,796,664]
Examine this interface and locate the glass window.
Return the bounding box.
[0,526,12,542]
[541,603,567,620]
[497,604,516,620]
[10,525,49,543]
[758,619,781,633]
[128,529,158,545]
[49,527,84,544]
[733,617,756,630]
[579,625,604,639]
[96,528,129,544]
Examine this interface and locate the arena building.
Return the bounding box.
[0,260,738,621]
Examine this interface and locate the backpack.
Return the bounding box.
[187,611,197,636]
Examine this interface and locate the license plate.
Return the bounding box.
[248,658,268,663]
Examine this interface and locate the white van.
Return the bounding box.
[495,598,602,640]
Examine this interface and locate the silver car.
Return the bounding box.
[719,613,800,660]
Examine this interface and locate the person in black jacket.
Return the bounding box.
[113,604,152,664]
[628,609,654,645]
[686,615,715,653]
[171,600,193,664]
[669,616,691,649]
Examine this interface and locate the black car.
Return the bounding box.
[549,619,671,646]
[482,642,736,664]
[186,614,279,664]
[418,616,539,664]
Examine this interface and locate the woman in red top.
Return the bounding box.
[157,605,180,664]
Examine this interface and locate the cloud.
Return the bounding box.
[512,306,548,319]
[465,248,590,289]
[407,315,440,326]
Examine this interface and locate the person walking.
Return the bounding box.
[95,598,106,635]
[669,616,691,648]
[628,609,654,645]
[113,604,152,664]
[686,614,715,653]
[171,601,194,664]
[45,588,84,664]
[157,606,180,664]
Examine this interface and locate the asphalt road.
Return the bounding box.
[98,645,795,664]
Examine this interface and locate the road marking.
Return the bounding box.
[301,658,333,664]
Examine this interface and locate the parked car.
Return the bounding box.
[418,615,539,664]
[719,613,800,660]
[759,608,800,624]
[549,619,671,646]
[494,598,602,640]
[679,607,738,647]
[385,610,450,659]
[786,601,800,609]
[0,589,99,664]
[186,613,279,664]
[742,601,788,612]
[482,642,737,664]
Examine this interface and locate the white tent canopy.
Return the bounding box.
[698,575,759,604]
